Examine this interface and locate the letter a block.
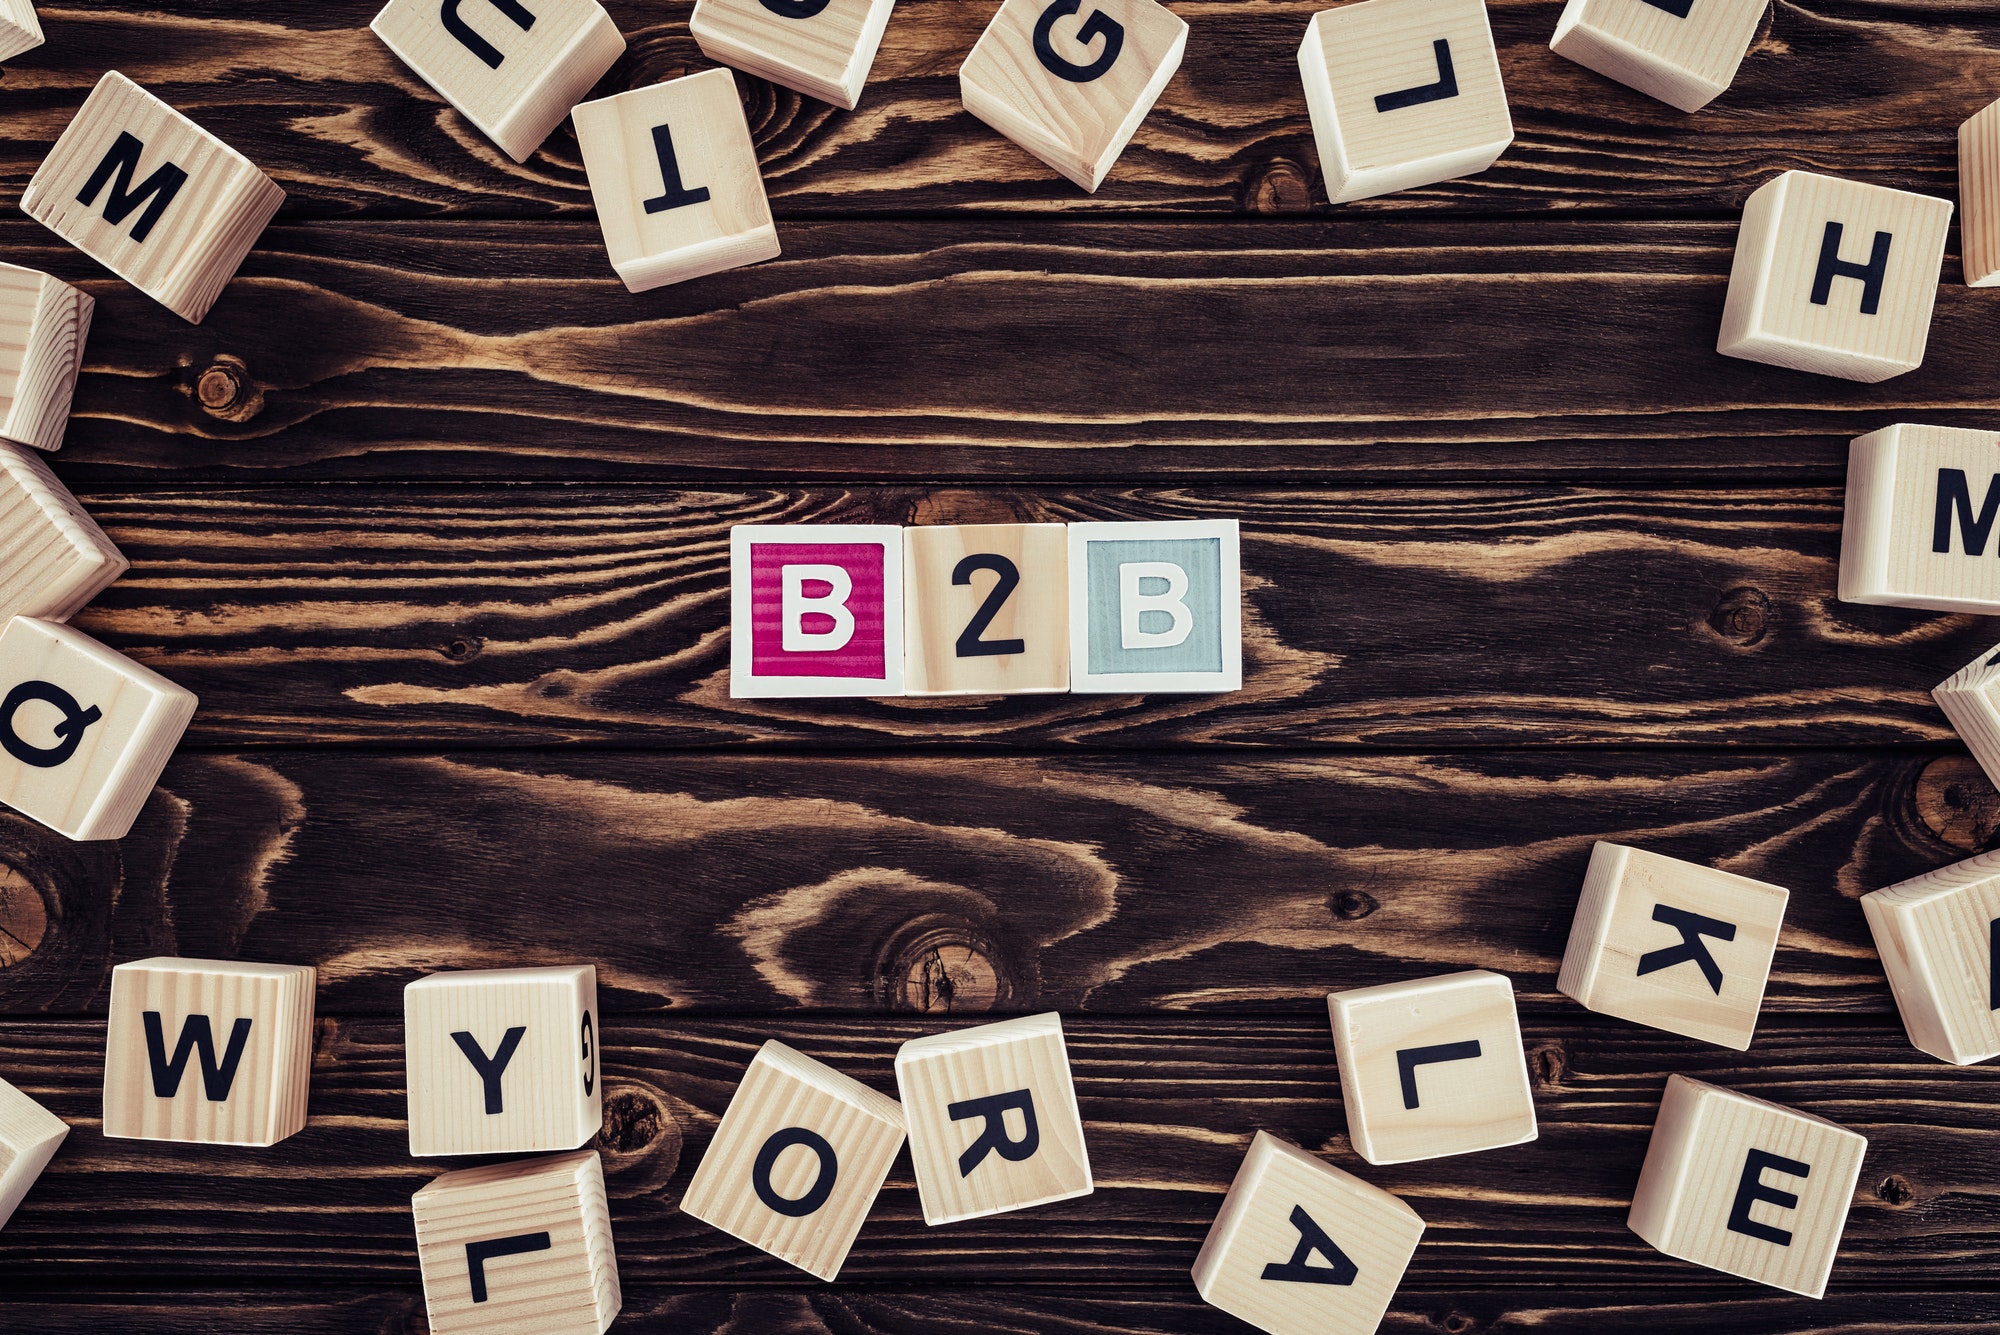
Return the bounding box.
[1718,170,1952,383]
[681,1039,906,1280]
[1327,969,1535,1166]
[406,965,602,1157]
[1840,423,2000,613]
[0,1073,67,1231]
[896,1011,1091,1225]
[0,442,127,621]
[0,264,91,453]
[1963,97,2000,288]
[1548,0,1764,113]
[102,957,315,1147]
[959,0,1188,192]
[1629,1074,1866,1297]
[905,523,1069,695]
[731,524,904,697]
[692,0,897,110]
[1862,850,2000,1065]
[1068,519,1240,693]
[20,72,284,325]
[413,1149,621,1334]
[1558,841,1788,1051]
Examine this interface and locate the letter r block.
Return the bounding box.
[895,1011,1092,1225]
[1067,519,1241,693]
[692,0,898,110]
[1839,423,2000,613]
[731,524,904,698]
[1548,0,1765,113]
[1861,850,2000,1066]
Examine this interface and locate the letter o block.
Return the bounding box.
[1839,423,2000,613]
[730,524,904,697]
[691,0,898,110]
[1862,850,2000,1066]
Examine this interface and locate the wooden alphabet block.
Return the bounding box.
[1962,97,2000,288]
[413,1148,621,1334]
[681,1039,906,1280]
[1839,423,2000,613]
[371,0,625,163]
[0,442,126,621]
[895,1011,1091,1225]
[1557,841,1788,1051]
[0,1072,66,1231]
[20,72,284,325]
[1326,969,1535,1165]
[0,0,43,64]
[958,0,1188,192]
[0,616,196,841]
[0,264,91,453]
[1548,0,1764,113]
[1937,643,2000,797]
[1298,0,1512,204]
[1191,1131,1424,1335]
[731,524,904,697]
[572,69,780,293]
[1861,850,2000,1065]
[691,0,897,110]
[406,965,601,1157]
[1717,170,1953,383]
[1067,519,1240,693]
[904,523,1069,695]
[1629,1074,1866,1297]
[101,957,315,1147]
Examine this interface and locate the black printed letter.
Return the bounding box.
[452,1026,526,1115]
[1809,221,1892,316]
[1395,1040,1481,1109]
[752,1126,839,1216]
[949,1088,1040,1175]
[760,0,833,16]
[1727,1148,1810,1246]
[1260,1205,1359,1286]
[0,680,101,769]
[1636,904,1737,994]
[144,1012,253,1101]
[1933,469,2000,556]
[440,0,536,69]
[1638,0,1693,15]
[1033,0,1124,83]
[75,132,187,244]
[1374,39,1458,113]
[465,1232,551,1302]
[642,124,712,214]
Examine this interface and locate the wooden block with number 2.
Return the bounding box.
[905,523,1068,695]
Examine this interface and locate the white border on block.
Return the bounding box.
[730,525,905,698]
[1067,519,1242,694]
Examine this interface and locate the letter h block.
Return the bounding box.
[102,957,316,1147]
[1862,850,2000,1066]
[1067,519,1241,693]
[1840,423,2000,613]
[692,0,898,110]
[0,1073,67,1232]
[905,523,1070,695]
[1549,0,1765,113]
[731,524,904,697]
[895,1011,1092,1225]
[1630,1074,1866,1297]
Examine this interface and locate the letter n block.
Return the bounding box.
[1548,0,1764,113]
[1067,519,1241,693]
[102,957,316,1146]
[405,965,602,1157]
[895,1011,1092,1225]
[1718,170,1953,383]
[1326,969,1535,1165]
[0,442,126,621]
[905,523,1069,695]
[20,72,284,325]
[0,1073,67,1231]
[1862,850,2000,1065]
[1629,1074,1866,1297]
[731,524,904,698]
[692,0,897,110]
[1192,1131,1423,1335]
[413,1149,621,1334]
[1840,423,2000,613]
[681,1039,906,1279]
[1557,841,1788,1051]
[0,264,91,453]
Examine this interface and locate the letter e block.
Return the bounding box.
[1629,1074,1866,1297]
[20,72,284,324]
[692,0,896,110]
[905,523,1069,695]
[413,1149,621,1335]
[0,0,44,63]
[1962,97,2000,288]
[1862,850,2000,1065]
[1839,423,2000,612]
[731,524,904,698]
[681,1039,906,1280]
[1192,1131,1423,1335]
[1067,519,1240,693]
[0,443,126,621]
[0,1073,66,1231]
[0,264,91,453]
[1718,170,1952,383]
[1548,0,1764,113]
[896,1011,1091,1225]
[102,957,315,1147]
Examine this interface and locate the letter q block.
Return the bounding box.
[905,523,1069,695]
[0,264,92,453]
[1549,0,1764,113]
[1862,850,2000,1066]
[731,524,904,698]
[1068,519,1240,693]
[0,1073,67,1232]
[692,0,897,110]
[1840,423,2000,614]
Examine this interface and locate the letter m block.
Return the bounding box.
[1840,423,2000,613]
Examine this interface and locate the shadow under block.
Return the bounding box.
[101,957,315,1147]
[0,442,126,622]
[1191,1131,1424,1335]
[0,0,43,64]
[1861,850,2000,1066]
[904,523,1069,695]
[1628,1074,1866,1298]
[405,965,602,1158]
[0,1073,66,1232]
[1298,0,1513,205]
[1963,98,2000,288]
[1067,519,1241,693]
[730,524,904,698]
[1557,841,1789,1051]
[1548,0,1765,113]
[1326,969,1536,1166]
[572,69,781,293]
[1838,423,2000,613]
[19,72,284,325]
[0,264,91,453]
[413,1149,620,1335]
[958,0,1188,193]
[680,1039,907,1280]
[371,0,625,164]
[1717,170,1952,383]
[691,0,896,110]
[895,1011,1092,1225]
[0,616,196,841]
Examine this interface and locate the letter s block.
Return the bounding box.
[1839,423,2000,613]
[1068,519,1240,693]
[731,524,904,697]
[691,0,898,110]
[905,523,1069,695]
[102,957,316,1147]
[0,1072,68,1232]
[1548,0,1765,113]
[1861,850,2000,1066]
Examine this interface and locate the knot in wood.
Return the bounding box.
[192,355,262,423]
[1328,889,1378,921]
[1247,158,1313,215]
[599,1088,667,1154]
[0,862,46,968]
[880,924,1007,1014]
[1442,1313,1478,1335]
[1706,586,1771,646]
[1877,1174,1916,1208]
[1914,755,2000,852]
[1529,1042,1566,1086]
[440,636,483,663]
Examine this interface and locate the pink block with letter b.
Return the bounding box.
[731,525,904,697]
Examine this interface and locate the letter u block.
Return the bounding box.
[681,1039,906,1280]
[1548,0,1765,113]
[102,957,316,1147]
[20,72,284,325]
[692,0,898,110]
[895,1011,1091,1225]
[1629,1074,1866,1297]
[0,1073,67,1231]
[730,524,905,697]
[0,264,91,453]
[405,965,602,1157]
[1862,850,2000,1066]
[1840,423,2000,613]
[905,523,1069,695]
[1067,519,1241,693]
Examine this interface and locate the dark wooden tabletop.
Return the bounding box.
[2,0,1999,1330]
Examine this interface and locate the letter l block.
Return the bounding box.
[1839,423,2000,613]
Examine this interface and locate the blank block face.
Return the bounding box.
[0,442,127,622]
[0,1073,67,1232]
[1299,0,1513,205]
[1557,841,1789,1051]
[1548,0,1764,113]
[959,0,1188,193]
[413,1149,621,1335]
[905,523,1069,696]
[1068,519,1241,693]
[1192,1131,1424,1335]
[102,957,316,1147]
[0,0,44,64]
[1862,850,2000,1065]
[1717,170,1953,383]
[371,0,625,163]
[0,616,197,841]
[1963,98,2000,288]
[406,965,602,1157]
[730,525,905,698]
[681,1039,907,1280]
[895,1011,1092,1225]
[1629,1074,1866,1298]
[1839,423,2000,613]
[1936,643,2000,798]
[0,264,92,453]
[1327,969,1536,1166]
[692,0,897,110]
[20,72,285,325]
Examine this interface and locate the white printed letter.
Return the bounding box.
[782,564,856,652]
[1119,561,1192,649]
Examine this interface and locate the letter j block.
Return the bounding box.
[1068,519,1240,693]
[731,524,904,697]
[1839,423,2000,613]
